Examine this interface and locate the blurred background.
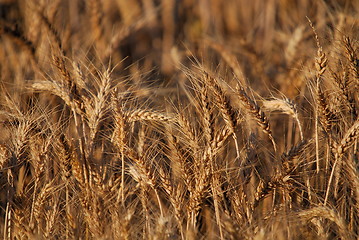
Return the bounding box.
[1,0,358,97]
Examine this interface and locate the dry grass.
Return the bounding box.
[0,0,359,239]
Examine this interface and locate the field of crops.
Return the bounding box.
[0,0,358,239]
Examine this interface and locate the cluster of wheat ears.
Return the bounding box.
[0,0,358,239]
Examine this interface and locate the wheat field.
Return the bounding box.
[0,0,359,239]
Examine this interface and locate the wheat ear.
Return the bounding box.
[325,119,359,205]
[308,17,328,173]
[298,206,351,240]
[204,73,240,160]
[262,97,303,140]
[237,86,277,152]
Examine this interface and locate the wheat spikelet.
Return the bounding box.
[4,202,12,240]
[317,87,335,134]
[253,179,269,208]
[187,169,210,227]
[315,48,328,77]
[199,81,215,143]
[341,154,359,214]
[157,167,184,237]
[297,206,351,240]
[343,36,359,83]
[281,140,307,174]
[334,119,359,157]
[212,126,232,154]
[187,140,214,227]
[237,86,277,152]
[86,67,112,147]
[71,148,86,188]
[33,181,55,224]
[165,129,192,192]
[125,147,164,217]
[176,111,199,152]
[0,144,10,170]
[79,188,105,238]
[52,55,81,101]
[28,135,46,182]
[13,208,33,239]
[44,201,58,238]
[58,134,72,181]
[205,73,237,134]
[329,69,355,115]
[307,17,328,78]
[325,118,359,205]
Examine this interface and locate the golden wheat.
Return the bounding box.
[0,1,358,239]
